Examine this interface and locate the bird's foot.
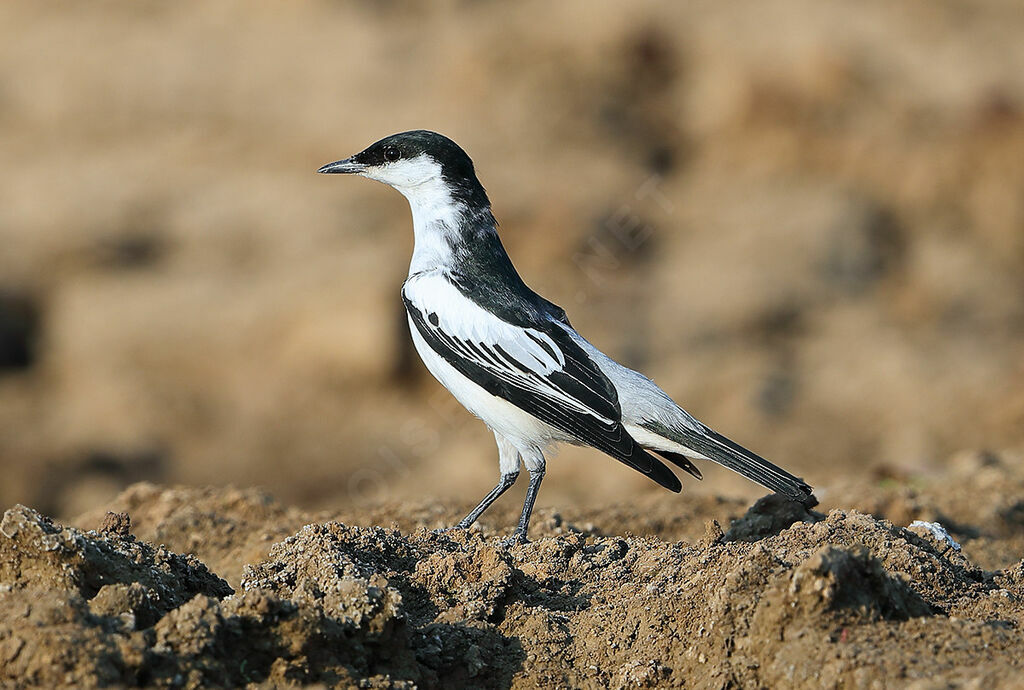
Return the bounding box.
[501,531,529,549]
[430,525,465,536]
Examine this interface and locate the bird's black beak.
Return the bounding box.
[317,158,366,174]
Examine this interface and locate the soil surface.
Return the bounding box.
[3,449,1022,688]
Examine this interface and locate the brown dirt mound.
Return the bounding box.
[3,463,1024,688]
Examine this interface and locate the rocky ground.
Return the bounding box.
[2,449,1022,688]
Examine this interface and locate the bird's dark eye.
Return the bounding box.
[383,146,401,162]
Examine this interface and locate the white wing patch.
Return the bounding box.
[403,273,609,423]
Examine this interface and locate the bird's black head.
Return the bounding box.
[318,130,490,209]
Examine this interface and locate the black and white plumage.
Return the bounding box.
[319,130,815,544]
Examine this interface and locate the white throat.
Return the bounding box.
[403,177,465,275]
[362,154,465,275]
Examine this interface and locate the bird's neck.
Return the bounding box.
[401,178,499,276]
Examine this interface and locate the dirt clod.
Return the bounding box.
[2,469,1023,688]
[724,492,823,542]
[100,511,131,537]
[777,544,933,621]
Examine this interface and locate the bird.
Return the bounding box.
[318,130,815,544]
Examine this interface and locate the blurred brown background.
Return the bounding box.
[1,0,1022,520]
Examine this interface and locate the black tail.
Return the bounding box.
[673,427,816,507]
[625,443,683,493]
[651,449,703,481]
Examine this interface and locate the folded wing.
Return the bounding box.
[403,275,680,492]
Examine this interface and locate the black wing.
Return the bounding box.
[402,285,680,493]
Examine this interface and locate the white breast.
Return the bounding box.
[405,313,569,452]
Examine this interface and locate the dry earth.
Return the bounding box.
[2,448,1022,688]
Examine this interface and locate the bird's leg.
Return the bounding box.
[449,431,522,532]
[507,466,545,546]
[455,470,519,529]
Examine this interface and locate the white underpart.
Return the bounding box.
[493,431,523,475]
[407,317,560,470]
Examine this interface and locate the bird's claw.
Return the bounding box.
[501,532,529,549]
